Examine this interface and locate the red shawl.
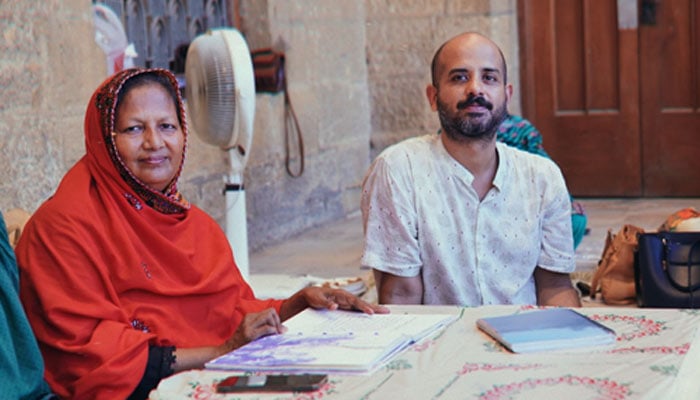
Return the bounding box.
[16,69,282,399]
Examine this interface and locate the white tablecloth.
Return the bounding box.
[150,305,700,399]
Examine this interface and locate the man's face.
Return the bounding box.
[428,35,512,141]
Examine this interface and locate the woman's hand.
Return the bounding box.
[220,308,287,354]
[173,308,286,372]
[280,286,390,321]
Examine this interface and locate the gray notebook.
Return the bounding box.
[477,308,616,353]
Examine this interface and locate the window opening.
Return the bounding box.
[93,0,232,74]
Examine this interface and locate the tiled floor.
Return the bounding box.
[247,198,700,295]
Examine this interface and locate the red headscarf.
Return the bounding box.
[16,69,282,399]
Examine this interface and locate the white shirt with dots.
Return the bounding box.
[361,133,575,306]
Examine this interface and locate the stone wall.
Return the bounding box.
[0,0,520,257]
[0,1,103,213]
[238,0,373,250]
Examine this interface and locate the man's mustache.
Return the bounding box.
[457,95,493,111]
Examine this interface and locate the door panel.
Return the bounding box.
[519,0,642,196]
[639,0,700,195]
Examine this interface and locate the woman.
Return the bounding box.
[16,68,387,399]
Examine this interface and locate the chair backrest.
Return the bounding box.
[3,208,31,249]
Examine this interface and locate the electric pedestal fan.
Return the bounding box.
[185,28,255,280]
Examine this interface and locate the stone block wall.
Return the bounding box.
[238,0,373,251]
[0,1,104,213]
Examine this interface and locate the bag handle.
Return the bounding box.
[689,241,700,305]
[662,237,700,293]
[251,47,305,177]
[283,79,304,178]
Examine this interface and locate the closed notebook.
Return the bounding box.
[476,308,616,353]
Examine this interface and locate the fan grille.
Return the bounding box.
[186,31,237,147]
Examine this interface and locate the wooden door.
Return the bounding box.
[639,0,700,196]
[518,0,700,197]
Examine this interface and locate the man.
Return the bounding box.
[360,32,581,307]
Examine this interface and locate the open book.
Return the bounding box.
[206,308,458,374]
[476,308,616,353]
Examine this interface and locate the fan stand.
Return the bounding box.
[225,178,249,280]
[225,146,249,281]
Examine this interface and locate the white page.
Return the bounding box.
[284,309,455,337]
[206,308,458,373]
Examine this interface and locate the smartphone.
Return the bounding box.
[216,374,328,393]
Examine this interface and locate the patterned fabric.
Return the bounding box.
[16,69,284,399]
[0,214,55,399]
[658,207,700,232]
[361,134,575,306]
[571,213,588,249]
[496,114,550,159]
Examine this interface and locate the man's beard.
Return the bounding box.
[437,93,508,142]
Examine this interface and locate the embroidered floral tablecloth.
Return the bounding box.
[149,305,700,400]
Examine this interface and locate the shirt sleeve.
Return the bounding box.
[360,153,422,277]
[536,161,576,273]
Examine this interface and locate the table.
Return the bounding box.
[149,305,700,399]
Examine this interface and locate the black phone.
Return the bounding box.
[215,374,328,393]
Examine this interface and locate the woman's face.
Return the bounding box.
[113,83,184,192]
